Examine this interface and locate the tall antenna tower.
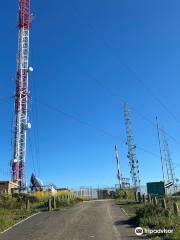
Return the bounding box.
[124,103,140,190]
[11,0,32,190]
[115,145,122,189]
[156,116,165,183]
[156,116,177,193]
[162,133,177,193]
[115,145,130,189]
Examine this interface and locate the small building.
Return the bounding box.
[47,186,57,195]
[0,181,19,194]
[56,188,70,193]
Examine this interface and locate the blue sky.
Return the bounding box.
[0,0,180,188]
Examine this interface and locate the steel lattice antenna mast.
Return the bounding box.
[124,103,140,190]
[115,145,122,189]
[156,116,177,193]
[156,116,165,183]
[12,0,32,190]
[161,130,177,193]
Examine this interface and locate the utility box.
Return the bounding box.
[147,181,165,196]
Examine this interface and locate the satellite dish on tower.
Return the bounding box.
[29,66,33,72]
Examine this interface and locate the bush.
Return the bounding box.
[115,189,135,200]
[134,204,180,239]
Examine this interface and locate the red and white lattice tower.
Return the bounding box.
[12,0,32,190]
[115,145,122,189]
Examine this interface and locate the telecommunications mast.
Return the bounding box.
[115,145,121,189]
[12,0,32,190]
[124,103,140,191]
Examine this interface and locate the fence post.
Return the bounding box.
[26,199,30,211]
[142,194,146,204]
[48,199,52,211]
[134,192,137,202]
[153,197,158,206]
[173,202,179,216]
[161,198,167,209]
[53,197,56,210]
[147,194,151,203]
[137,192,141,203]
[124,191,128,200]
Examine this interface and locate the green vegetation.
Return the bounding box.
[115,188,135,201]
[116,200,143,217]
[56,197,82,208]
[0,193,81,232]
[135,203,180,240]
[0,194,37,232]
[116,194,180,240]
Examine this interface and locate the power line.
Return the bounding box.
[30,49,179,162]
[70,4,180,125]
[27,6,180,176]
[31,80,41,177]
[39,100,179,168]
[43,6,180,149]
[27,134,36,175]
[30,37,41,177]
[156,116,165,183]
[37,99,160,160]
[29,99,180,169]
[57,50,180,148]
[84,70,180,146]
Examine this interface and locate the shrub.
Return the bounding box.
[134,203,180,239]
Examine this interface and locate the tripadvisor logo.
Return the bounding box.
[135,227,174,236]
[135,227,143,236]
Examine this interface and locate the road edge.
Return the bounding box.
[0,212,41,235]
[120,207,129,217]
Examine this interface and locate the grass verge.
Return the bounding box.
[0,193,81,232]
[116,199,180,240]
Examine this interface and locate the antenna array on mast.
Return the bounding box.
[115,144,130,189]
[162,133,177,193]
[156,117,177,193]
[11,0,31,190]
[115,145,121,188]
[124,103,140,190]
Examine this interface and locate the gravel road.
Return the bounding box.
[0,200,138,240]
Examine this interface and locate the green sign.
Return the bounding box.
[147,181,165,196]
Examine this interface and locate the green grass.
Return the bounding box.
[56,198,80,208]
[0,194,81,232]
[116,198,180,240]
[0,195,41,232]
[116,199,144,217]
[0,207,37,232]
[135,204,180,240]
